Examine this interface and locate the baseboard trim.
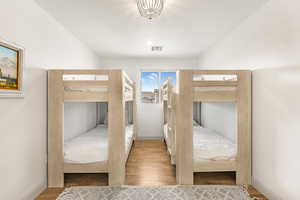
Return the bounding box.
[23,181,47,200]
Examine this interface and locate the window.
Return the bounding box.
[160,72,176,86]
[141,72,159,103]
[141,71,176,104]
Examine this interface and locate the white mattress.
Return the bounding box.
[194,86,236,92]
[193,126,236,162]
[163,124,171,153]
[163,123,168,141]
[63,74,109,81]
[64,124,134,164]
[163,122,236,162]
[193,74,237,81]
[64,86,108,92]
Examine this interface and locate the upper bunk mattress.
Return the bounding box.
[64,124,134,164]
[193,126,236,162]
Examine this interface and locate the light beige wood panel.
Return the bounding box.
[123,71,134,87]
[163,95,168,101]
[124,80,134,102]
[108,70,126,186]
[193,90,237,102]
[64,162,108,173]
[236,71,252,185]
[63,80,108,87]
[175,70,194,185]
[48,71,64,188]
[194,160,236,172]
[64,91,108,102]
[133,83,138,140]
[169,80,176,164]
[124,92,134,102]
[124,82,134,91]
[125,97,134,102]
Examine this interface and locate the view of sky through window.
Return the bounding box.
[141,71,176,104]
[141,72,159,92]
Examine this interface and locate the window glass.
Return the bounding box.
[141,71,176,104]
[141,72,159,103]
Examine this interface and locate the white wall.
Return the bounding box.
[201,103,236,142]
[100,58,199,139]
[198,0,300,199]
[97,102,108,124]
[0,0,101,199]
[64,103,97,141]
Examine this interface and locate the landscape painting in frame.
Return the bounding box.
[0,41,22,92]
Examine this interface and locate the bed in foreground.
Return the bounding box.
[48,69,137,187]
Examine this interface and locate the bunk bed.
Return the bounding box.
[161,78,176,164]
[48,70,137,187]
[162,78,236,165]
[171,70,252,186]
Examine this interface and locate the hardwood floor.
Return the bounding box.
[36,140,267,200]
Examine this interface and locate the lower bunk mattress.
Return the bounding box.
[64,124,134,164]
[163,124,171,154]
[164,123,236,162]
[193,126,236,162]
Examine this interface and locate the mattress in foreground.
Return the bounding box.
[64,124,134,164]
[193,126,236,162]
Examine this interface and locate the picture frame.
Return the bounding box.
[0,39,24,98]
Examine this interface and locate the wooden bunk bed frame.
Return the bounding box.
[48,69,137,187]
[161,78,176,165]
[174,70,252,185]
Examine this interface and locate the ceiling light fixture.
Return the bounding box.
[147,41,153,45]
[136,0,165,20]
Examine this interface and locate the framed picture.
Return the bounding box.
[0,39,24,98]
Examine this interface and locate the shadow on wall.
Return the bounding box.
[252,66,300,200]
[0,67,48,200]
[200,102,237,143]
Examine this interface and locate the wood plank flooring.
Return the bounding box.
[36,140,267,200]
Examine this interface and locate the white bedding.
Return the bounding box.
[193,86,236,92]
[193,126,236,161]
[163,124,171,153]
[64,86,108,92]
[64,124,134,164]
[163,123,168,141]
[163,122,236,162]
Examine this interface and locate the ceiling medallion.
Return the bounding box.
[136,0,165,20]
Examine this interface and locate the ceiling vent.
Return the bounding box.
[151,46,163,51]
